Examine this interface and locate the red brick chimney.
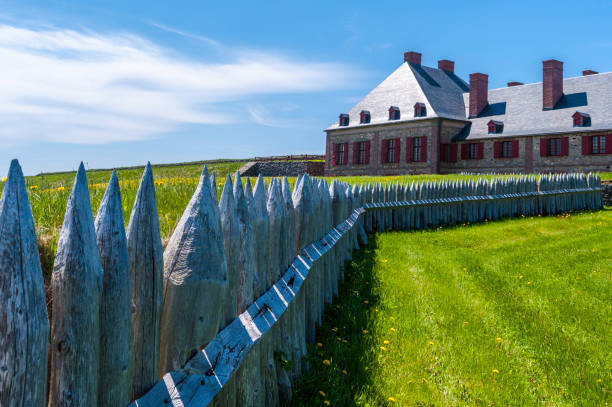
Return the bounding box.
[507,81,524,87]
[582,69,598,76]
[404,51,421,65]
[438,59,454,72]
[543,59,563,110]
[469,73,488,118]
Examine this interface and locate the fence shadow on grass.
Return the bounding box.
[291,235,390,406]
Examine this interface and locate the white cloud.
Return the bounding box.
[0,23,363,144]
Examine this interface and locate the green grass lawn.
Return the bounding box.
[292,209,611,406]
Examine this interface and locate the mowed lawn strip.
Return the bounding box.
[291,209,611,406]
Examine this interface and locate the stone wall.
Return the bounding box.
[240,160,324,177]
[327,121,612,175]
[603,182,612,206]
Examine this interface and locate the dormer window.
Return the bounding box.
[572,111,591,127]
[339,113,349,126]
[360,110,371,124]
[388,106,400,120]
[487,120,504,134]
[414,102,426,117]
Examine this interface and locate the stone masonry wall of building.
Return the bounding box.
[327,122,611,176]
[451,131,612,174]
[326,120,436,176]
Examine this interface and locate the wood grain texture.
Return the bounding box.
[219,173,240,328]
[0,160,49,407]
[49,162,103,407]
[127,162,164,400]
[159,166,228,374]
[95,171,134,407]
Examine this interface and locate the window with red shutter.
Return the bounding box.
[494,141,501,158]
[451,144,458,163]
[405,137,412,162]
[353,142,359,164]
[477,142,484,159]
[582,136,590,155]
[561,137,569,156]
[421,136,427,162]
[540,138,548,157]
[461,144,469,160]
[394,138,400,163]
[591,135,607,154]
[606,134,612,154]
[343,142,349,164]
[365,141,371,164]
[332,143,337,166]
[381,139,387,164]
[548,138,561,156]
[512,140,519,158]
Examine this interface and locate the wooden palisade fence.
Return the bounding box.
[0,158,603,406]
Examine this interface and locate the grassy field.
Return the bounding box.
[291,209,611,406]
[1,160,609,279]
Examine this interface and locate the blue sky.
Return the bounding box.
[1,0,611,175]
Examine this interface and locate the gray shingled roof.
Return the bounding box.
[456,72,612,140]
[326,62,468,130]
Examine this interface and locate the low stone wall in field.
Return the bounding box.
[240,160,325,177]
[602,182,612,206]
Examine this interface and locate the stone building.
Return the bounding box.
[325,51,612,175]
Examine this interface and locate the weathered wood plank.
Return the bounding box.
[0,159,49,407]
[49,162,103,407]
[127,162,164,400]
[95,171,134,407]
[159,165,228,374]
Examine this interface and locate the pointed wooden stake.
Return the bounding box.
[95,171,134,407]
[219,173,240,327]
[0,159,49,407]
[159,165,229,374]
[49,162,103,407]
[127,162,164,400]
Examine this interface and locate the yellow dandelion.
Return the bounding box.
[463,321,468,325]
[57,186,66,192]
[362,329,369,334]
[319,390,326,397]
[492,369,499,373]
[383,340,390,345]
[342,369,347,375]
[592,249,596,252]
[390,328,396,332]
[422,377,428,383]
[527,281,531,285]
[380,346,387,351]
[496,337,502,343]
[316,342,323,348]
[324,401,330,406]
[342,339,347,344]
[363,300,369,304]
[519,275,523,279]
[382,259,388,263]
[322,359,331,366]
[1,177,6,182]
[463,267,467,271]
[596,379,602,383]
[388,396,397,403]
[331,327,338,332]
[29,185,38,190]
[336,337,341,341]
[428,341,434,346]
